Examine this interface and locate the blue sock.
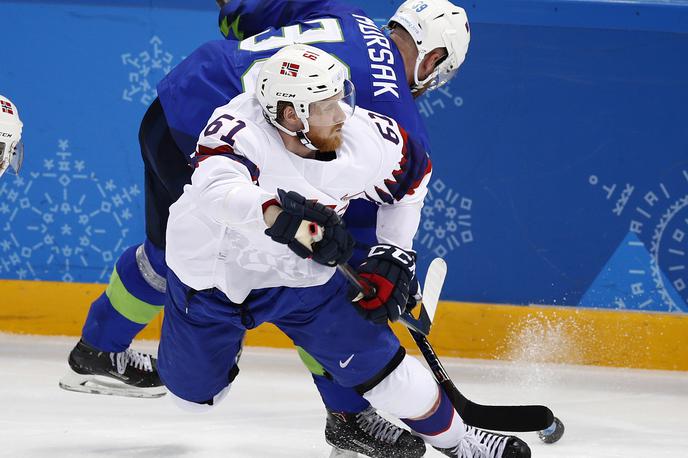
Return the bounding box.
[402,388,455,436]
[82,240,167,352]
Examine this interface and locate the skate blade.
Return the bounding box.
[329,447,359,458]
[59,369,167,399]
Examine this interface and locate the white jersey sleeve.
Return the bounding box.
[358,110,432,251]
[189,106,275,232]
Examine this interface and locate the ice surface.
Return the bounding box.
[1,333,686,457]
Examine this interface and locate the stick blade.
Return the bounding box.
[398,257,447,336]
[422,257,447,322]
[461,400,555,432]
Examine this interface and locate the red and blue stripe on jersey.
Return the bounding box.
[373,127,432,205]
[195,144,261,185]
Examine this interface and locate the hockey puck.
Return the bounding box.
[537,416,565,444]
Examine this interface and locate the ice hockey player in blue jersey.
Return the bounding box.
[60,1,474,456]
[158,43,530,458]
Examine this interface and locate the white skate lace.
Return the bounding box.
[452,427,488,458]
[110,349,154,375]
[452,426,508,458]
[356,407,405,444]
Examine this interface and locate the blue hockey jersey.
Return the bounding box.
[157,0,430,162]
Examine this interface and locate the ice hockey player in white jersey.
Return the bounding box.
[166,57,426,302]
[158,44,531,458]
[0,95,24,179]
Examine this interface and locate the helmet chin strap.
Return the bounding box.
[294,115,318,151]
[296,130,319,151]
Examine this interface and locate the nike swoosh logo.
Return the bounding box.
[339,354,355,368]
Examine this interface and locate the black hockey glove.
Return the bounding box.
[349,245,416,324]
[265,189,354,266]
[406,277,421,313]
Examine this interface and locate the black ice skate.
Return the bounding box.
[59,339,166,398]
[434,426,531,458]
[325,407,425,458]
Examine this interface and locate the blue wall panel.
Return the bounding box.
[1,2,218,281]
[2,1,687,313]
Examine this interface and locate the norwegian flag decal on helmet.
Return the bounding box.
[280,61,300,77]
[1,100,13,115]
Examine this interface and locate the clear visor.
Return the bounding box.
[10,141,24,174]
[0,140,24,175]
[307,80,355,127]
[424,66,456,92]
[414,50,458,93]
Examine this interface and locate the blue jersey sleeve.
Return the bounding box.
[157,40,246,161]
[218,0,356,39]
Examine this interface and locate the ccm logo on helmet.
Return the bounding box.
[276,92,296,98]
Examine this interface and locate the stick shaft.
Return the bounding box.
[337,264,376,301]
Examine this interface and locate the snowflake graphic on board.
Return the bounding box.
[121,36,175,106]
[0,140,139,282]
[588,170,688,312]
[414,178,474,257]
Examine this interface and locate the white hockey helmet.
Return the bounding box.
[389,0,471,91]
[0,95,24,178]
[256,44,355,149]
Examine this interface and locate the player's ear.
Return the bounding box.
[419,48,447,81]
[281,105,304,131]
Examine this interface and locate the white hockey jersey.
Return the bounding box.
[166,93,432,303]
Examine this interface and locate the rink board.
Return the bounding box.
[2,279,686,371]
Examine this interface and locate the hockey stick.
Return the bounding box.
[408,328,554,432]
[342,258,555,432]
[295,223,555,431]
